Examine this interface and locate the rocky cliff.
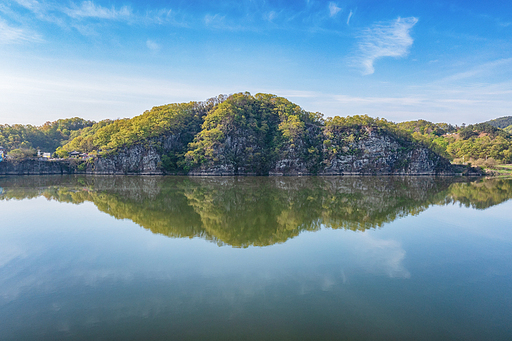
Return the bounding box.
[318,127,450,175]
[0,159,80,175]
[190,124,457,176]
[0,131,479,176]
[88,144,163,175]
[85,134,188,175]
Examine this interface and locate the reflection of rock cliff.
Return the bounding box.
[1,176,510,247]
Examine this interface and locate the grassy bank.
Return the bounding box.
[485,164,512,177]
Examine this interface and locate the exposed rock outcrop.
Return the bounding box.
[318,130,451,175]
[191,126,458,176]
[89,144,163,175]
[0,159,79,175]
[0,133,478,176]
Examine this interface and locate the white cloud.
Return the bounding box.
[13,0,40,11]
[0,19,42,44]
[355,233,410,278]
[264,11,277,22]
[328,2,341,17]
[146,39,160,51]
[347,10,353,25]
[64,1,131,20]
[355,16,418,75]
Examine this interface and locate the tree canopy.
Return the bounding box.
[0,118,94,154]
[485,116,512,129]
[185,92,324,174]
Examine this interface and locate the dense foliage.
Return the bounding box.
[0,118,94,155]
[397,120,512,164]
[185,92,324,174]
[396,120,457,158]
[485,116,512,129]
[56,97,226,169]
[324,115,415,156]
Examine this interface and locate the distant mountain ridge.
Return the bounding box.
[484,116,512,129]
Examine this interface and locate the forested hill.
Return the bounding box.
[0,118,95,155]
[50,92,454,175]
[485,116,512,129]
[398,119,512,166]
[2,92,510,175]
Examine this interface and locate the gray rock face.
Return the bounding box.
[90,144,163,175]
[319,133,448,175]
[0,130,474,176]
[0,159,76,175]
[196,128,454,176]
[88,133,187,175]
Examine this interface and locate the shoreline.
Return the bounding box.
[0,158,485,177]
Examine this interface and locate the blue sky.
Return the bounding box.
[1,0,512,125]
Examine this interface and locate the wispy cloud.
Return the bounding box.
[347,10,353,25]
[13,0,40,11]
[146,39,160,51]
[328,2,341,17]
[204,14,225,26]
[439,58,512,82]
[0,19,42,44]
[5,0,352,38]
[263,11,277,22]
[63,1,131,20]
[355,16,418,75]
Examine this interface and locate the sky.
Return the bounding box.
[1,0,512,125]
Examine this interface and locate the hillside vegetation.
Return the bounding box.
[2,93,511,171]
[485,116,512,129]
[55,97,224,168]
[0,118,94,157]
[185,92,325,174]
[399,120,512,165]
[53,92,448,175]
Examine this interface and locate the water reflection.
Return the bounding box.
[1,176,511,247]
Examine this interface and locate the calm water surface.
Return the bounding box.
[0,175,511,340]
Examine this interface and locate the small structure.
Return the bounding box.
[38,150,51,159]
[69,151,81,158]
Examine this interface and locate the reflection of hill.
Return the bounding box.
[1,176,510,247]
[442,179,512,209]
